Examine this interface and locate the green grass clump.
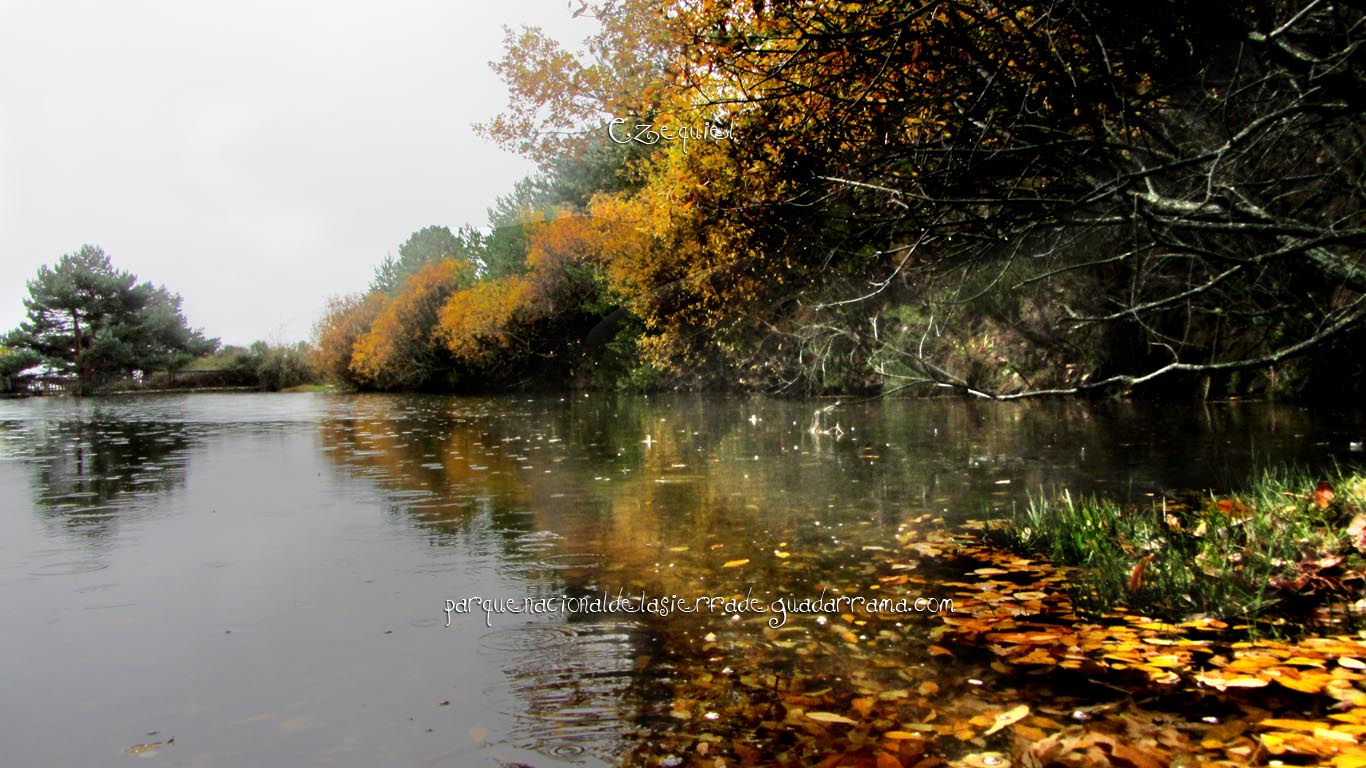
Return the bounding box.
[992,468,1366,625]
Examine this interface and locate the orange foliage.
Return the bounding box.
[350,259,473,388]
[477,0,685,162]
[437,209,624,368]
[312,292,387,386]
[585,139,788,375]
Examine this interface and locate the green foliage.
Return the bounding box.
[185,342,318,391]
[5,245,217,391]
[371,225,483,295]
[248,341,316,391]
[0,346,42,378]
[313,0,1364,397]
[994,469,1366,626]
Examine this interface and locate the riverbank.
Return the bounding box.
[900,521,1366,767]
[992,468,1366,624]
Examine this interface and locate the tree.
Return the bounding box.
[371,225,483,295]
[352,259,476,390]
[5,245,218,391]
[312,292,387,387]
[634,0,1366,397]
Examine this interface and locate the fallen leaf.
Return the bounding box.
[876,752,902,768]
[1127,554,1154,593]
[807,711,858,725]
[983,704,1029,736]
[126,742,165,757]
[722,559,750,568]
[1260,718,1330,733]
[1315,481,1336,509]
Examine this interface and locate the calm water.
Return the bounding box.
[0,393,1362,767]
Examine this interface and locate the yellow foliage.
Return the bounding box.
[312,292,386,385]
[349,259,473,388]
[437,276,537,364]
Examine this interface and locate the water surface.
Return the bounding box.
[0,393,1361,766]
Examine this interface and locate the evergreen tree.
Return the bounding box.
[5,245,218,391]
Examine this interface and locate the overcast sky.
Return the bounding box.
[0,0,594,347]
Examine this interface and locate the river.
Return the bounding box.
[0,393,1361,766]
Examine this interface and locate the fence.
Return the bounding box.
[7,369,258,396]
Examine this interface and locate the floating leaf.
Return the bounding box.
[1260,718,1331,733]
[722,559,750,568]
[983,704,1029,736]
[126,742,165,757]
[1197,672,1268,691]
[806,711,858,725]
[1315,728,1358,743]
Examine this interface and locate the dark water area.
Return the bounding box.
[0,393,1362,767]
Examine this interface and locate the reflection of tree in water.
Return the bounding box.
[1,417,194,540]
[317,396,540,548]
[310,394,1364,765]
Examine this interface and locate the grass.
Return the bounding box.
[280,383,336,393]
[991,466,1366,626]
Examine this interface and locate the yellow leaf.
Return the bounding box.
[1275,673,1329,694]
[722,559,749,568]
[1144,654,1185,668]
[1225,676,1271,688]
[1260,718,1329,733]
[883,731,923,740]
[983,704,1029,736]
[806,711,857,725]
[1260,732,1289,754]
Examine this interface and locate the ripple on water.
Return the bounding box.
[486,621,642,765]
[507,530,563,553]
[504,551,606,576]
[534,553,605,571]
[478,625,577,653]
[28,559,110,576]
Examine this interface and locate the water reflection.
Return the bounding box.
[0,392,1361,767]
[314,394,1363,765]
[0,410,195,543]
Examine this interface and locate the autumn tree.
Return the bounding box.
[312,293,387,387]
[437,207,628,385]
[351,259,476,390]
[478,0,683,163]
[5,245,217,391]
[650,0,1366,397]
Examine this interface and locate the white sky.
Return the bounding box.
[0,0,595,347]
